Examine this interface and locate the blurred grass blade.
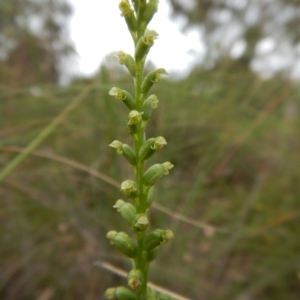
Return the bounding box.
[0,83,95,183]
[1,146,120,188]
[0,146,220,232]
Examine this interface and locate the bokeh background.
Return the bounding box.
[1,1,300,299]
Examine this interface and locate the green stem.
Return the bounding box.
[133,34,148,300]
[135,232,147,299]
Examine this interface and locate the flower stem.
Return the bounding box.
[133,53,148,300]
[105,2,175,299]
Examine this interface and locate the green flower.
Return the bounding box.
[128,269,144,290]
[141,68,168,95]
[142,29,158,46]
[115,51,127,64]
[162,162,174,175]
[151,136,167,150]
[120,180,137,197]
[108,87,135,109]
[109,87,126,100]
[135,29,159,60]
[115,51,136,77]
[151,68,168,83]
[119,0,137,32]
[128,110,144,125]
[109,140,123,154]
[147,94,159,108]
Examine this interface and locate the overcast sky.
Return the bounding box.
[68,0,204,79]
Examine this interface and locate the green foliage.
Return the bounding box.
[1,58,299,299]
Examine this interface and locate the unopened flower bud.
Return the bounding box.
[104,287,115,299]
[120,180,137,197]
[157,293,174,300]
[131,0,138,12]
[142,95,159,120]
[147,287,158,299]
[107,231,137,258]
[109,87,135,110]
[113,199,137,226]
[115,51,136,77]
[146,247,159,262]
[104,286,137,300]
[146,186,155,207]
[143,164,163,186]
[135,29,158,61]
[119,0,131,15]
[122,144,136,165]
[127,110,143,125]
[143,162,173,186]
[141,68,168,95]
[143,0,159,26]
[139,138,155,160]
[127,269,144,289]
[144,229,174,251]
[119,0,137,32]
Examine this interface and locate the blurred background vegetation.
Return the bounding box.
[1,0,300,299]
